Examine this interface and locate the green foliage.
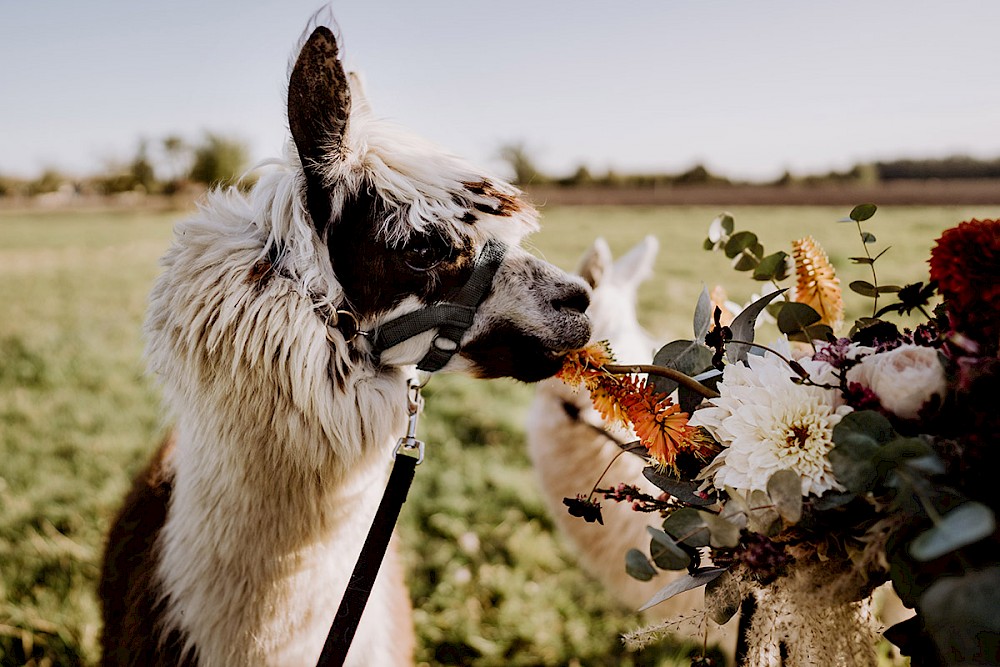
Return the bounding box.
[498,143,548,186]
[188,133,249,187]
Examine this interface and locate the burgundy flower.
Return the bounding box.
[929,219,1000,349]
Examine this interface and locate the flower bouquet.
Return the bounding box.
[559,209,999,666]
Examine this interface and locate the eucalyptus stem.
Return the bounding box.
[856,219,880,317]
[602,364,720,399]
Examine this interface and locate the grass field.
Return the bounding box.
[1,202,995,666]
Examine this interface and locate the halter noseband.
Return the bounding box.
[334,239,506,372]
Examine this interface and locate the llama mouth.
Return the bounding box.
[462,325,585,383]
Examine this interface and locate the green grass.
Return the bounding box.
[0,203,994,666]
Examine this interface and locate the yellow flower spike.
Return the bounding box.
[791,236,844,331]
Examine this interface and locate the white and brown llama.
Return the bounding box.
[527,237,736,650]
[99,23,591,667]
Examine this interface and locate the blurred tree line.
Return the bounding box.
[0,132,250,199]
[497,142,1000,189]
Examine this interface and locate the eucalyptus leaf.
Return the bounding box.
[753,251,790,281]
[644,468,715,506]
[850,280,878,297]
[726,289,787,364]
[811,490,856,511]
[876,284,901,294]
[919,565,1000,664]
[708,213,734,243]
[787,323,834,344]
[647,527,692,570]
[724,231,759,259]
[719,496,749,531]
[828,443,878,494]
[910,502,997,562]
[748,489,782,536]
[833,410,895,448]
[704,570,742,625]
[873,437,933,468]
[767,469,803,524]
[618,439,650,458]
[638,568,728,612]
[732,244,764,271]
[625,548,657,581]
[850,203,877,222]
[662,508,711,547]
[776,302,822,336]
[703,237,715,251]
[849,256,875,265]
[861,231,877,244]
[650,340,714,397]
[693,286,713,341]
[702,511,742,548]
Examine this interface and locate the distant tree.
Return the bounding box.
[498,142,547,185]
[557,164,595,188]
[674,164,712,185]
[28,168,66,195]
[189,133,249,187]
[161,134,192,192]
[130,139,156,192]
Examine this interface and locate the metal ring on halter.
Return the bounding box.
[325,309,368,344]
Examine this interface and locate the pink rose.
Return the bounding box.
[847,344,946,420]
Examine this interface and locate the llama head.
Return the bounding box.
[577,235,660,365]
[285,26,591,382]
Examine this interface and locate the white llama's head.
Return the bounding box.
[285,25,591,381]
[577,235,660,365]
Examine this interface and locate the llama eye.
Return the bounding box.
[400,235,453,272]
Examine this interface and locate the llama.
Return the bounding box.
[99,22,591,667]
[527,237,735,648]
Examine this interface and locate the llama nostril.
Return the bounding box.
[552,285,590,314]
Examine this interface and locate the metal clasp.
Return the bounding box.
[394,379,425,464]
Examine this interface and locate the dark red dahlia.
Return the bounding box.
[929,219,1000,349]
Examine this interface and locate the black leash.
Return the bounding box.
[316,381,425,667]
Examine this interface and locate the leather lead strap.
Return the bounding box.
[316,454,418,666]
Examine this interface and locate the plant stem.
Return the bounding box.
[602,364,720,399]
[725,339,812,379]
[586,449,628,500]
[856,220,880,317]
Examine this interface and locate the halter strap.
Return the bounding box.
[369,239,507,372]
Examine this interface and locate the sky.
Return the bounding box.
[3,1,1000,182]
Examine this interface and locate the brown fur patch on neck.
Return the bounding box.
[100,434,195,666]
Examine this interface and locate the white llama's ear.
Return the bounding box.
[612,235,659,289]
[576,237,613,288]
[288,26,352,235]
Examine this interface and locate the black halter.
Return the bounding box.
[368,239,507,371]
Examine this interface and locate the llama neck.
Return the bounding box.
[156,363,411,665]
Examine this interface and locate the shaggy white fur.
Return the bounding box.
[112,24,591,667]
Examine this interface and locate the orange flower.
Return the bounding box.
[615,378,718,472]
[588,374,634,429]
[557,340,615,388]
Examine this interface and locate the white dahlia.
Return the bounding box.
[690,343,852,496]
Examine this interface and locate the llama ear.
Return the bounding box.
[348,72,373,117]
[288,26,352,235]
[612,235,659,289]
[576,237,613,288]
